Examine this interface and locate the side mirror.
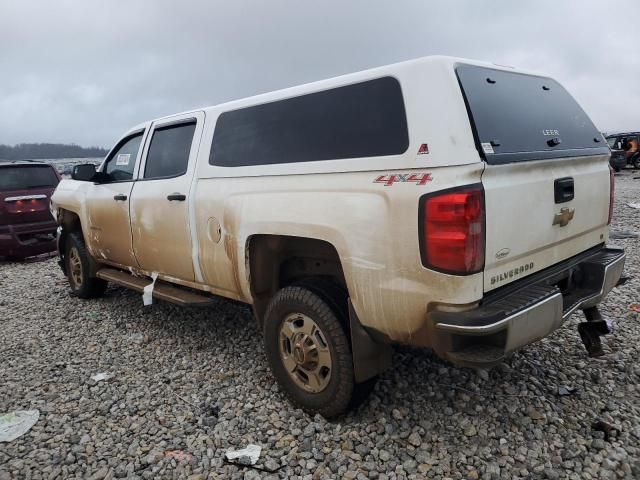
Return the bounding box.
[72,164,97,181]
[91,171,112,184]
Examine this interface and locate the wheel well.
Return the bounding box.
[247,235,347,326]
[58,209,82,261]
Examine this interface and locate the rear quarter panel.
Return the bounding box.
[191,57,491,344]
[193,164,484,344]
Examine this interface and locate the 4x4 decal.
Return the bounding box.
[373,173,432,186]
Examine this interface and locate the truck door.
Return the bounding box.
[84,130,145,267]
[129,112,204,282]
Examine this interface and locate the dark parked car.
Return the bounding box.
[606,132,640,170]
[0,161,61,260]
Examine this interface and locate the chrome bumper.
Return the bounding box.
[432,246,625,365]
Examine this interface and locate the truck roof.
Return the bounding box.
[125,55,550,134]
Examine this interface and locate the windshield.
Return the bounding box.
[0,165,59,191]
[456,64,609,164]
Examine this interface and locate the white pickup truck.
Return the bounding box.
[51,56,625,417]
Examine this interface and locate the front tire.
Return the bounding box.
[264,285,356,418]
[65,233,107,299]
[633,154,640,170]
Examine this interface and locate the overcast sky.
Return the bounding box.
[1,0,638,148]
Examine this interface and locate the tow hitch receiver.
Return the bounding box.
[579,306,611,358]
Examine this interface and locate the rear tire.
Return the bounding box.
[633,154,640,170]
[293,277,379,410]
[65,233,107,299]
[264,284,358,418]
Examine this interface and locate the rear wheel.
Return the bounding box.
[633,154,640,170]
[65,233,107,299]
[263,283,371,418]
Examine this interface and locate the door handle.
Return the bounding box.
[167,193,186,202]
[113,194,127,201]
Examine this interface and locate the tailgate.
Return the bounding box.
[0,186,56,225]
[482,156,610,291]
[455,63,612,292]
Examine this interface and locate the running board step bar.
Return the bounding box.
[96,268,214,306]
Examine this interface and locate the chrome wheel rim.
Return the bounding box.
[68,247,83,288]
[279,313,332,393]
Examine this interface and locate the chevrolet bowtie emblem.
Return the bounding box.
[553,207,575,227]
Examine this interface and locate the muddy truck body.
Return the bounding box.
[51,56,625,417]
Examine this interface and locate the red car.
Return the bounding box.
[0,161,61,260]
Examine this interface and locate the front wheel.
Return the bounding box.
[263,285,358,418]
[65,233,107,299]
[633,154,640,170]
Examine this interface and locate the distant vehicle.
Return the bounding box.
[52,56,624,417]
[609,150,627,172]
[606,132,640,170]
[0,161,61,260]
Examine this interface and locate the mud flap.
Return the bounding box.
[348,299,392,383]
[56,226,67,274]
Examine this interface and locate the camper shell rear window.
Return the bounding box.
[456,64,609,164]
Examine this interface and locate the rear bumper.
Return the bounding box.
[0,220,58,258]
[431,246,625,366]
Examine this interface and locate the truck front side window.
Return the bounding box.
[103,133,143,182]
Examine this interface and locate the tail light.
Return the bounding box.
[608,167,614,225]
[419,185,485,275]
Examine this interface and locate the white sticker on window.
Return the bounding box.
[481,143,495,155]
[116,154,131,166]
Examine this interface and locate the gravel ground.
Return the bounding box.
[1,171,639,480]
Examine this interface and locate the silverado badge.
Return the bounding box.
[553,207,575,227]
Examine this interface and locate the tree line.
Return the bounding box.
[0,143,108,160]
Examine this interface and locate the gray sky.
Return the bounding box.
[1,0,638,147]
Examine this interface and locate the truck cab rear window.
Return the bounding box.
[456,65,609,164]
[210,77,409,167]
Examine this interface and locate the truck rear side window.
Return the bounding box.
[456,65,609,164]
[209,77,409,167]
[0,165,59,191]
